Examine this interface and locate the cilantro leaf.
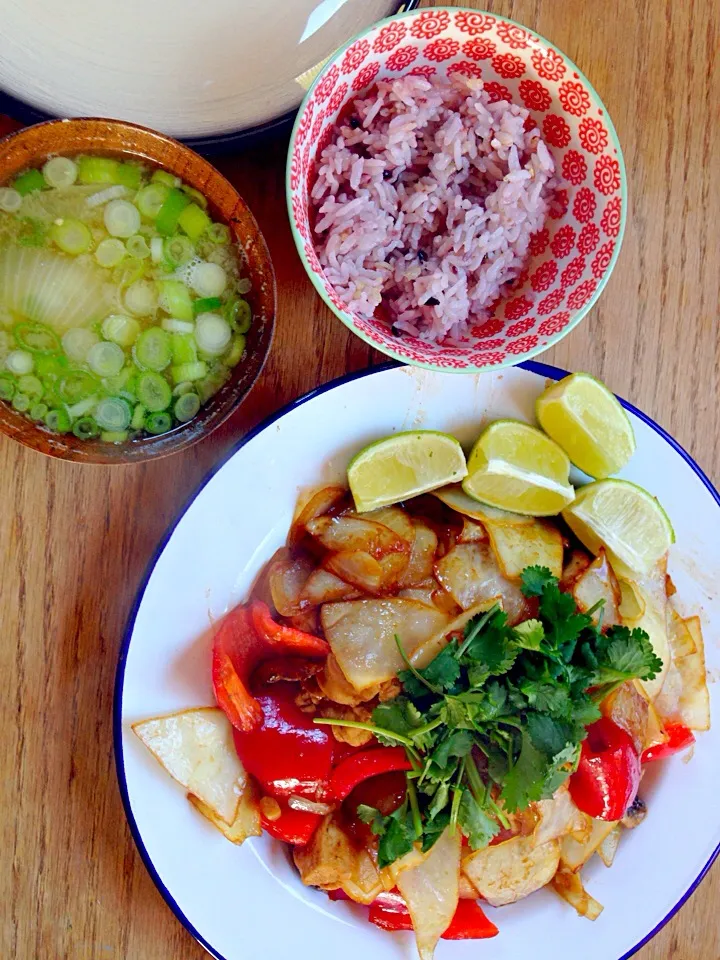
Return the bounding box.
[421,810,451,852]
[400,641,461,697]
[356,804,384,833]
[513,618,545,650]
[458,789,499,850]
[429,729,474,779]
[377,808,420,868]
[520,677,572,717]
[542,742,581,796]
[593,625,663,682]
[464,626,518,678]
[427,782,450,820]
[521,565,556,597]
[526,711,574,758]
[499,730,549,811]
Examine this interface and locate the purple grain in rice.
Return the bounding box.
[310,74,557,342]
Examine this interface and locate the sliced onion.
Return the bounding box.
[289,485,348,548]
[464,835,560,907]
[0,247,113,333]
[300,568,361,606]
[397,522,438,588]
[104,198,141,237]
[397,827,460,960]
[287,796,335,816]
[102,314,140,347]
[434,542,530,624]
[307,514,410,557]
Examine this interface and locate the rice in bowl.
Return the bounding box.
[311,75,557,343]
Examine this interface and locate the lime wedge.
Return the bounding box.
[536,372,636,478]
[348,430,468,513]
[562,479,674,574]
[462,420,575,516]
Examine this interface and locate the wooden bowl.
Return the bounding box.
[0,118,276,464]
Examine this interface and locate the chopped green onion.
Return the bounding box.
[12,392,31,412]
[72,416,100,440]
[0,331,9,363]
[235,299,252,334]
[104,199,141,238]
[66,395,99,419]
[77,157,120,184]
[45,408,72,433]
[87,341,125,377]
[130,403,146,431]
[13,169,45,196]
[59,371,100,404]
[223,334,246,367]
[126,235,151,260]
[95,237,126,268]
[164,235,195,267]
[156,188,191,236]
[30,402,48,421]
[0,376,16,401]
[172,381,194,397]
[150,236,164,263]
[43,156,78,188]
[0,188,22,212]
[94,396,131,431]
[15,323,61,354]
[171,333,197,365]
[207,222,230,245]
[62,328,99,363]
[136,371,172,411]
[194,312,231,356]
[178,203,211,241]
[196,366,229,403]
[136,183,169,219]
[17,374,43,397]
[190,261,227,298]
[134,328,171,371]
[171,361,207,383]
[100,430,128,443]
[102,314,140,347]
[5,350,34,375]
[102,365,136,399]
[35,353,69,379]
[181,185,208,210]
[144,411,173,435]
[115,162,143,190]
[193,296,222,315]
[151,169,181,189]
[86,185,127,209]
[161,318,195,334]
[50,217,92,255]
[124,279,157,316]
[113,260,145,288]
[158,279,193,321]
[174,391,200,422]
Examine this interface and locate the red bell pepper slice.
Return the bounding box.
[442,900,498,940]
[233,683,334,799]
[212,601,329,733]
[569,717,641,821]
[369,891,498,939]
[641,722,695,763]
[261,797,321,846]
[327,747,413,801]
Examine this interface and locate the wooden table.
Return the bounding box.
[2,1,718,957]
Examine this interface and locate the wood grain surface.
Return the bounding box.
[1,1,718,957]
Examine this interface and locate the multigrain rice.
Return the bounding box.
[311,75,556,342]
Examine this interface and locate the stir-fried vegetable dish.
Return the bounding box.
[135,399,709,960]
[0,155,252,442]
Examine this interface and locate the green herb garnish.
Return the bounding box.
[317,565,662,867]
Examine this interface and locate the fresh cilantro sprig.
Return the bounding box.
[319,565,662,867]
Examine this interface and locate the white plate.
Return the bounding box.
[0,0,405,141]
[116,361,719,960]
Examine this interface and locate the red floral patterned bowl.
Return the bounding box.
[286,7,626,372]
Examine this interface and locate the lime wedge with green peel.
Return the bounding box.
[562,479,674,575]
[462,420,575,516]
[536,372,636,479]
[348,430,468,513]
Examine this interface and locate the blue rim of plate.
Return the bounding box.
[114,359,720,960]
[0,1,419,156]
